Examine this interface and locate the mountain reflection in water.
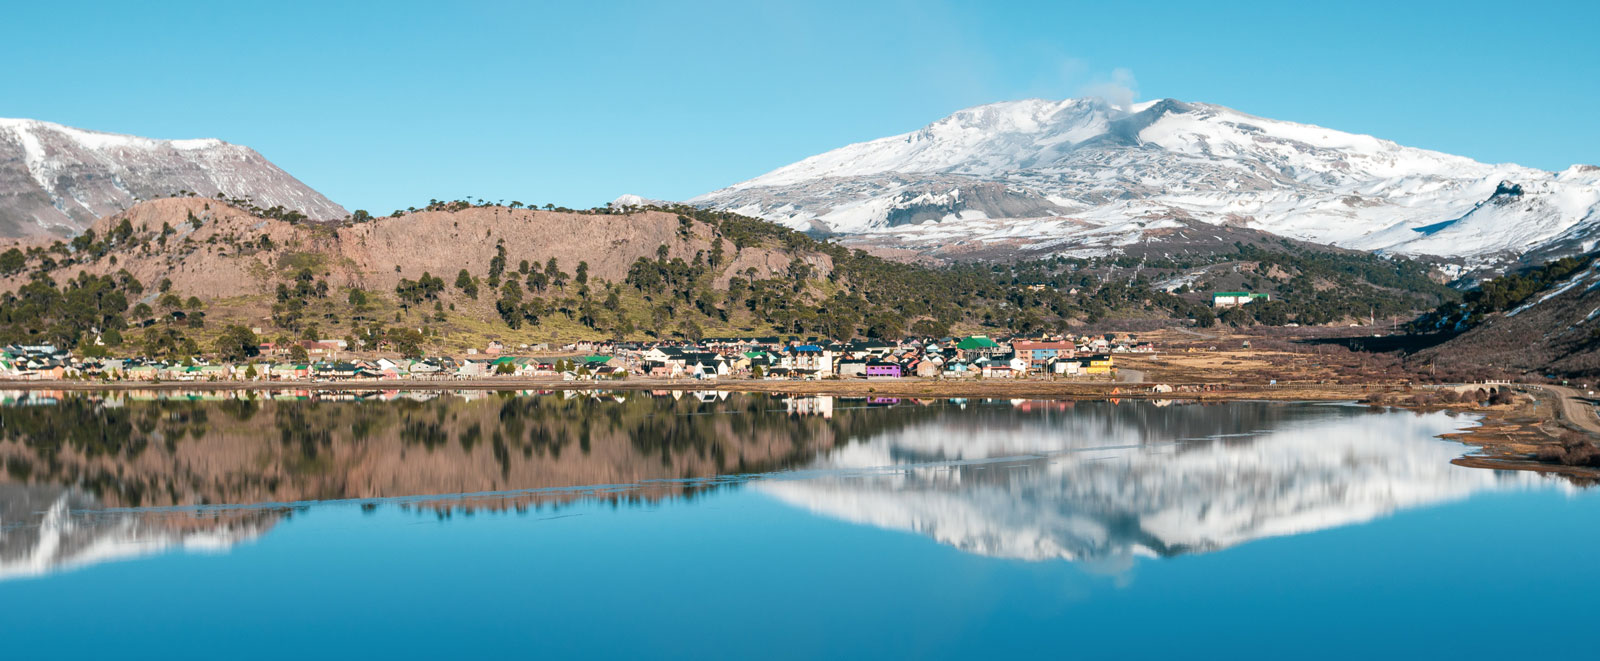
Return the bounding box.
[0,390,1560,580]
[0,389,932,578]
[759,401,1558,569]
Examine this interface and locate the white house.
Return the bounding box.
[1008,355,1031,374]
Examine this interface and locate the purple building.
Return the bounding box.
[864,361,902,378]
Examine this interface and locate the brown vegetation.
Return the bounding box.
[1535,432,1600,467]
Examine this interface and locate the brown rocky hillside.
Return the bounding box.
[0,198,840,347]
[14,198,828,299]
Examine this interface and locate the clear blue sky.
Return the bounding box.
[6,0,1597,213]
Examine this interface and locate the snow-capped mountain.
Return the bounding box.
[0,118,347,237]
[693,98,1600,260]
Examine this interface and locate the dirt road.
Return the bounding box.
[1532,384,1600,435]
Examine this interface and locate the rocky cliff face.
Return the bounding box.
[0,118,346,238]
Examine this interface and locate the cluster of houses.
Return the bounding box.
[1,333,1150,383]
[619,334,1142,381]
[0,344,73,380]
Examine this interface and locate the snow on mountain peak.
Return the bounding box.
[609,193,675,208]
[693,97,1596,260]
[0,117,225,153]
[0,118,346,237]
[715,97,1117,190]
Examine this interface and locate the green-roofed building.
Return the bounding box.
[1211,292,1271,308]
[955,335,1005,357]
[956,335,1000,350]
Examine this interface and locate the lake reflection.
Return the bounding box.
[759,401,1551,569]
[0,390,1564,581]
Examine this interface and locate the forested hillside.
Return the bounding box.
[0,195,1460,358]
[1407,252,1600,378]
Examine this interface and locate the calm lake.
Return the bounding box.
[1,390,1595,659]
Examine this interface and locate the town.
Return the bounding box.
[0,333,1151,383]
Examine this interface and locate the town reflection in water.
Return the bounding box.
[0,389,1561,580]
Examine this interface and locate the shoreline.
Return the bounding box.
[0,376,1390,402]
[1436,384,1600,483]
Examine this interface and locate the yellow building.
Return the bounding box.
[1082,355,1115,375]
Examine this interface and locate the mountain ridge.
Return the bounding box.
[0,118,347,238]
[692,97,1600,262]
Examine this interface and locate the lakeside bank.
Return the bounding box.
[0,375,1389,402]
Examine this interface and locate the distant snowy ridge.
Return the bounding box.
[0,118,347,237]
[609,193,676,208]
[692,98,1600,259]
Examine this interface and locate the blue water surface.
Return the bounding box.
[0,394,1593,659]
